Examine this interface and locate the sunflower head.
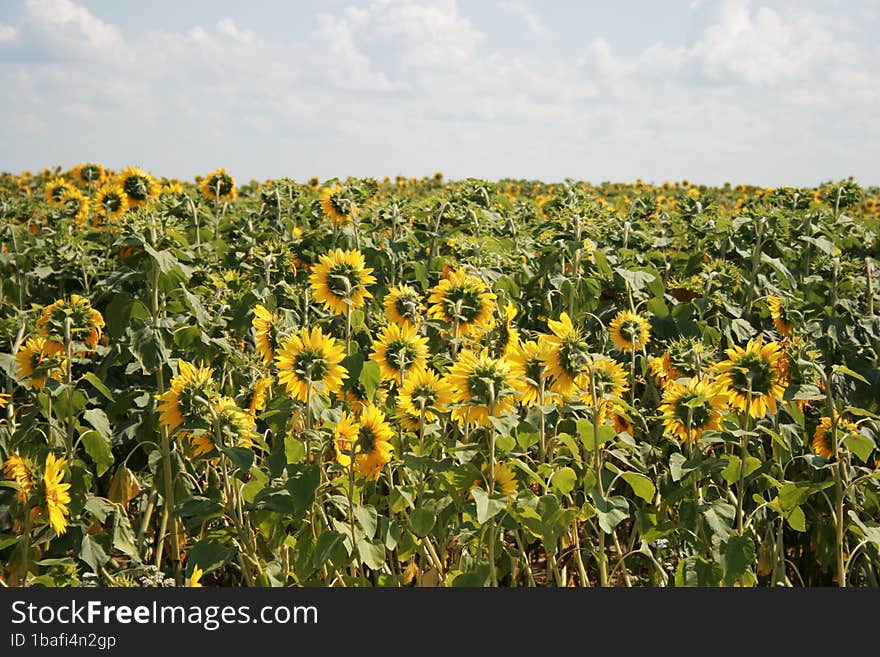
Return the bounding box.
[579,356,629,409]
[275,326,348,402]
[308,249,377,316]
[542,313,591,396]
[766,296,793,337]
[35,294,105,354]
[42,452,71,536]
[428,270,497,339]
[94,183,130,223]
[45,178,75,206]
[319,185,356,225]
[244,376,274,416]
[334,407,394,480]
[370,322,429,385]
[251,304,280,365]
[118,166,160,206]
[447,350,516,427]
[384,284,424,328]
[659,378,727,443]
[3,452,34,503]
[15,336,68,390]
[58,189,90,225]
[509,339,554,406]
[396,367,453,427]
[70,163,106,187]
[482,302,520,358]
[155,360,218,434]
[199,168,238,201]
[812,412,860,460]
[609,310,651,353]
[213,396,259,449]
[714,336,787,418]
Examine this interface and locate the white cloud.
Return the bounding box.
[24,0,123,54]
[0,24,17,44]
[498,2,547,38]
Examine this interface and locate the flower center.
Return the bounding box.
[558,336,589,378]
[395,294,421,322]
[293,348,329,382]
[124,175,151,201]
[386,339,417,371]
[674,391,712,428]
[327,264,359,298]
[442,286,483,323]
[357,425,377,453]
[467,364,506,405]
[729,353,774,396]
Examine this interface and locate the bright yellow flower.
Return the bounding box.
[94,183,129,223]
[319,185,356,225]
[3,453,33,503]
[370,322,429,386]
[714,336,787,418]
[155,360,217,434]
[446,350,516,427]
[396,367,453,430]
[333,406,394,480]
[70,162,106,187]
[766,296,793,337]
[43,452,71,536]
[384,284,424,329]
[541,313,590,397]
[251,304,279,365]
[508,340,554,406]
[118,166,160,207]
[199,168,237,201]
[247,376,273,416]
[36,294,105,354]
[308,249,376,316]
[275,327,347,402]
[45,178,75,206]
[482,302,520,358]
[659,378,727,443]
[812,412,859,460]
[609,310,651,353]
[428,270,496,339]
[188,565,204,587]
[15,336,67,390]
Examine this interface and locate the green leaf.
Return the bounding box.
[358,360,381,400]
[357,539,385,570]
[80,430,114,477]
[472,487,507,524]
[409,508,436,537]
[189,538,239,574]
[622,472,656,503]
[834,365,869,384]
[590,491,629,533]
[844,432,875,464]
[81,373,114,401]
[78,534,110,573]
[127,321,169,374]
[223,447,254,472]
[550,467,577,496]
[354,505,378,541]
[555,433,583,467]
[83,407,112,439]
[284,433,306,464]
[786,506,806,532]
[675,556,721,587]
[720,455,761,485]
[180,285,211,325]
[314,531,348,569]
[721,535,756,586]
[577,419,615,451]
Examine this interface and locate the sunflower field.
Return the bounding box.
[1,166,879,588]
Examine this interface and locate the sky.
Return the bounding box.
[0,0,878,186]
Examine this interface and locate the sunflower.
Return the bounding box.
[275,326,347,402]
[812,413,859,460]
[319,185,356,225]
[188,565,204,588]
[345,382,386,414]
[213,396,259,449]
[247,376,273,416]
[252,304,279,365]
[155,360,217,434]
[45,178,75,206]
[578,356,630,420]
[659,378,727,443]
[609,310,652,353]
[482,302,520,358]
[649,337,710,387]
[714,336,787,418]
[3,453,33,503]
[0,392,8,408]
[199,168,238,202]
[15,336,67,390]
[446,350,516,427]
[59,189,90,224]
[472,463,518,500]
[508,339,554,406]
[94,183,129,223]
[36,294,105,354]
[43,452,71,535]
[70,162,106,187]
[542,313,591,397]
[334,406,394,480]
[370,323,429,386]
[766,296,793,337]
[396,367,453,430]
[384,284,425,328]
[427,270,496,339]
[118,166,160,207]
[308,249,376,316]
[161,180,185,196]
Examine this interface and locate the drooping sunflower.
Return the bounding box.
[275,326,347,402]
[714,336,787,418]
[482,302,520,358]
[319,185,356,225]
[155,360,217,434]
[446,350,517,427]
[199,168,238,202]
[370,323,429,385]
[384,284,424,328]
[2,453,33,503]
[70,162,106,187]
[118,166,160,207]
[94,183,129,223]
[213,396,259,449]
[766,296,793,337]
[252,304,280,365]
[396,367,453,431]
[246,376,273,416]
[609,310,652,353]
[15,336,67,390]
[659,378,728,443]
[161,180,185,196]
[334,406,394,480]
[45,178,75,206]
[578,356,630,424]
[812,413,860,460]
[427,270,496,339]
[59,189,90,224]
[542,313,591,397]
[43,452,71,536]
[35,294,105,354]
[472,463,518,500]
[308,249,376,316]
[508,339,554,406]
[649,337,710,387]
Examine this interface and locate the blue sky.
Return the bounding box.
[0,0,877,185]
